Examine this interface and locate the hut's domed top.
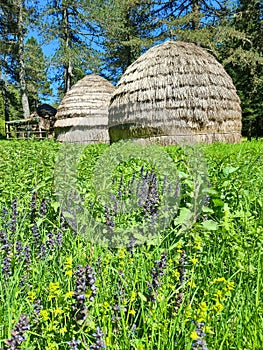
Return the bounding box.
[54,74,115,144]
[109,40,242,144]
[56,74,115,121]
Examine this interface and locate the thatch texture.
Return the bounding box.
[109,41,242,145]
[55,74,115,143]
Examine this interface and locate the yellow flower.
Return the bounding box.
[27,291,36,303]
[190,257,198,265]
[188,281,196,287]
[65,257,72,270]
[213,290,225,301]
[184,305,192,321]
[193,237,202,250]
[196,301,207,322]
[118,248,126,259]
[45,342,57,350]
[172,270,180,281]
[128,309,136,316]
[199,302,207,312]
[130,291,136,302]
[204,325,214,334]
[65,291,74,298]
[54,307,64,316]
[48,282,61,300]
[65,256,73,277]
[213,302,224,315]
[190,330,199,340]
[59,326,67,335]
[40,309,49,321]
[176,242,183,253]
[167,258,173,267]
[103,301,110,313]
[105,337,111,346]
[211,277,226,284]
[225,281,235,293]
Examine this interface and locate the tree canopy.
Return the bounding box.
[0,0,262,137]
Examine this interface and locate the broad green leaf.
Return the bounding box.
[138,292,147,302]
[223,166,239,176]
[202,220,218,231]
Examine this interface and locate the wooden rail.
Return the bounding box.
[5,118,53,140]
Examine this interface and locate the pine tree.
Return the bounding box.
[41,0,103,95]
[0,0,37,119]
[24,37,52,110]
[99,0,155,82]
[225,0,263,139]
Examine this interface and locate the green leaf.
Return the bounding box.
[174,207,193,227]
[36,218,44,227]
[51,201,60,212]
[212,198,224,207]
[138,292,147,302]
[62,212,75,220]
[202,206,214,213]
[202,220,218,231]
[223,166,239,176]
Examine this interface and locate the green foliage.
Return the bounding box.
[40,0,103,95]
[0,140,263,349]
[0,0,38,118]
[24,37,53,109]
[0,94,4,136]
[1,0,263,130]
[99,0,155,82]
[218,0,263,138]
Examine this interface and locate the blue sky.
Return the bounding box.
[26,0,238,106]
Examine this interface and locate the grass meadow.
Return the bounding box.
[0,139,262,350]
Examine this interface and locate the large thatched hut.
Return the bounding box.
[55,74,115,143]
[109,41,242,145]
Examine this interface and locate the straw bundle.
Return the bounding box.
[108,41,242,144]
[55,74,115,143]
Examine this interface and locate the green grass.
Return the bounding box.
[0,139,262,349]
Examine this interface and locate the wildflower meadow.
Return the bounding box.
[0,139,262,349]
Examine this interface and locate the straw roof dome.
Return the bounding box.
[55,74,115,143]
[109,40,242,144]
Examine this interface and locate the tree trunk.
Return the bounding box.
[247,119,252,141]
[255,116,259,140]
[191,0,201,30]
[17,0,30,118]
[2,80,10,123]
[63,3,73,93]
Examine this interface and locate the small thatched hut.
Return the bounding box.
[55,74,115,143]
[109,40,242,145]
[31,103,57,132]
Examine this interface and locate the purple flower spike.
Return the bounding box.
[3,314,30,350]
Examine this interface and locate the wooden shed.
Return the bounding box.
[5,104,57,139]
